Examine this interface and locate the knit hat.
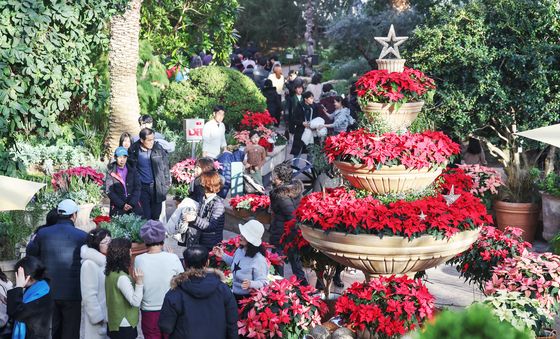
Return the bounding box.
[239,220,264,247]
[114,146,128,157]
[140,220,166,244]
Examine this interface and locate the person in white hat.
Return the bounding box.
[212,220,269,303]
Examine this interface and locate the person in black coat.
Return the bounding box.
[8,257,54,339]
[105,147,142,217]
[290,91,315,156]
[26,199,86,339]
[262,79,282,126]
[188,157,216,205]
[159,245,238,339]
[127,128,171,220]
[269,163,308,285]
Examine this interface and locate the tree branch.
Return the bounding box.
[476,135,509,167]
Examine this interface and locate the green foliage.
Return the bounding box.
[329,59,370,81]
[141,0,240,66]
[0,0,126,145]
[419,304,532,339]
[73,118,105,160]
[100,214,147,243]
[160,66,266,129]
[137,40,169,115]
[408,0,560,166]
[0,208,47,260]
[537,171,560,197]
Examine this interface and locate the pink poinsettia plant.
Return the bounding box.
[324,129,460,170]
[356,67,436,106]
[485,252,560,313]
[170,158,221,199]
[230,194,270,212]
[234,111,276,147]
[335,275,435,338]
[51,166,104,204]
[447,226,531,290]
[238,276,327,339]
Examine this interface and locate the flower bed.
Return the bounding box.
[234,110,276,148]
[51,166,104,204]
[447,226,531,290]
[356,67,436,105]
[324,130,460,170]
[238,276,327,338]
[335,275,435,337]
[485,252,560,312]
[230,194,270,212]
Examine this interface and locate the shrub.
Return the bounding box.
[160,66,266,129]
[98,214,147,243]
[331,59,371,80]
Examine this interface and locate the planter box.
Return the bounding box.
[261,145,287,176]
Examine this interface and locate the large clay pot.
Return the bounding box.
[361,101,424,132]
[334,161,442,194]
[300,224,480,279]
[75,203,97,232]
[494,200,539,243]
[541,193,560,241]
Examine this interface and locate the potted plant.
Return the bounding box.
[51,166,104,231]
[485,251,560,314]
[335,275,435,338]
[323,129,460,194]
[229,193,271,224]
[170,158,221,204]
[356,67,436,131]
[233,110,277,152]
[418,304,532,339]
[447,226,531,291]
[479,290,556,339]
[455,164,504,211]
[494,165,540,242]
[536,171,560,241]
[97,214,149,260]
[237,276,327,339]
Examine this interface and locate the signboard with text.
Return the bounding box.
[184,119,204,142]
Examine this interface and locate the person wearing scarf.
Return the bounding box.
[7,257,53,339]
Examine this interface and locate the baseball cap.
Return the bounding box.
[57,199,79,216]
[114,146,128,157]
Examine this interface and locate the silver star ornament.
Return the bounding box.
[374,24,408,59]
[443,185,461,206]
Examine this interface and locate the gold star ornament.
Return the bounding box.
[374,24,408,59]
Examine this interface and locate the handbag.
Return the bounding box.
[184,226,201,248]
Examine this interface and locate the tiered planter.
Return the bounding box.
[494,200,539,243]
[361,101,424,132]
[300,224,480,279]
[334,161,442,194]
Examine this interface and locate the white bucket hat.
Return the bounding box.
[239,220,265,247]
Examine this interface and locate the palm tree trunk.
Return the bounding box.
[107,0,142,152]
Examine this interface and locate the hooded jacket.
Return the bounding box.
[80,245,107,339]
[269,180,304,246]
[158,268,238,339]
[105,162,142,217]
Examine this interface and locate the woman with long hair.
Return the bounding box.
[104,238,143,339]
[462,137,487,165]
[189,157,217,204]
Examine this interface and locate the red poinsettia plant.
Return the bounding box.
[294,187,491,239]
[51,166,104,204]
[238,276,327,339]
[447,226,531,291]
[93,215,111,226]
[485,252,560,313]
[234,110,276,149]
[170,158,221,199]
[324,129,460,169]
[240,110,277,128]
[336,275,435,338]
[356,67,436,106]
[230,194,270,212]
[208,235,285,275]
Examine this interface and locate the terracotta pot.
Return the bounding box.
[300,224,480,279]
[129,242,148,274]
[536,329,556,339]
[334,161,442,194]
[494,200,539,243]
[541,193,560,241]
[234,208,272,225]
[75,203,97,232]
[361,101,424,132]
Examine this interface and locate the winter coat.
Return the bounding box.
[290,101,315,156]
[80,245,108,339]
[7,285,54,339]
[262,87,282,123]
[127,140,171,204]
[216,150,244,198]
[269,180,304,246]
[105,163,142,217]
[26,219,87,301]
[285,94,301,134]
[189,195,225,251]
[188,177,205,205]
[159,268,238,339]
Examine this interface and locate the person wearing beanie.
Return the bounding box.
[134,220,183,339]
[105,147,143,217]
[213,220,269,302]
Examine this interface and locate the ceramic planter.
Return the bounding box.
[494,200,539,243]
[541,193,560,241]
[334,161,442,194]
[361,101,424,132]
[300,224,480,279]
[75,203,97,232]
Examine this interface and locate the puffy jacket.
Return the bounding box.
[26,219,87,300]
[128,140,171,204]
[80,245,107,339]
[269,180,304,246]
[105,163,142,216]
[189,196,225,251]
[159,268,238,339]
